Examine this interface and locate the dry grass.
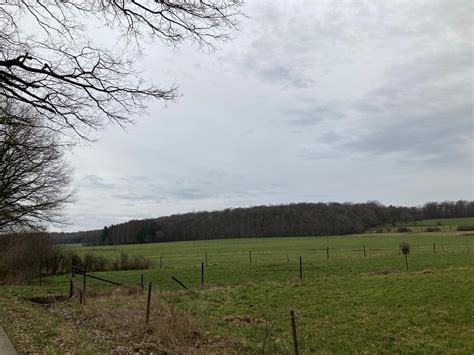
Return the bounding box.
[1,287,242,354]
[57,289,239,354]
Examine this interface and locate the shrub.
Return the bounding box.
[83,253,109,271]
[425,226,441,232]
[456,225,474,231]
[399,241,410,271]
[399,241,410,254]
[131,255,153,270]
[375,228,384,233]
[0,234,152,284]
[0,232,53,283]
[120,252,129,270]
[396,227,412,233]
[111,253,152,271]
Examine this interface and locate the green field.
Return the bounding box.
[1,229,474,353]
[412,217,474,227]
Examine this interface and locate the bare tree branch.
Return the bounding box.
[0,0,244,138]
[0,101,73,232]
[0,1,243,231]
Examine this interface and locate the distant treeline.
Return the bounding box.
[51,200,474,246]
[48,229,101,245]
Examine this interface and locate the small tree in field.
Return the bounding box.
[400,241,410,271]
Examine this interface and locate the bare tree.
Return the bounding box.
[0,1,243,231]
[0,0,243,138]
[0,102,73,232]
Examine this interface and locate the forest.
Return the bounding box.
[49,200,474,246]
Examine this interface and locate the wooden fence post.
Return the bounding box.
[146,282,152,324]
[363,245,366,258]
[141,274,144,293]
[201,261,204,286]
[39,259,42,287]
[249,250,252,264]
[299,257,303,281]
[82,270,86,304]
[290,310,299,355]
[69,267,74,298]
[326,247,329,259]
[433,242,436,254]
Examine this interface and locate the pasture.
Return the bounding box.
[1,228,473,353]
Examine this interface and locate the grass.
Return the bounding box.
[1,228,473,353]
[372,217,474,232]
[412,217,474,227]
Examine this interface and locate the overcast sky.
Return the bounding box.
[62,0,473,232]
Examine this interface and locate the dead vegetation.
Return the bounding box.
[6,288,242,354]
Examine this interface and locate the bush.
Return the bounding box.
[425,226,441,232]
[111,253,152,271]
[375,228,384,233]
[399,241,410,254]
[83,253,109,271]
[0,234,153,284]
[396,227,412,233]
[0,232,53,283]
[456,225,474,231]
[131,255,153,270]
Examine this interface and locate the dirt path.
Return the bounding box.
[0,326,17,355]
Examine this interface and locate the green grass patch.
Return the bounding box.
[1,231,473,353]
[413,217,474,227]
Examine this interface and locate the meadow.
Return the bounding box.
[1,224,473,353]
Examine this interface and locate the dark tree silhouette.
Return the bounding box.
[0,1,243,139]
[0,1,243,231]
[0,103,73,232]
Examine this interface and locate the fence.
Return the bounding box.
[31,238,472,354]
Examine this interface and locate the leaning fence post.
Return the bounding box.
[146,282,152,324]
[171,276,188,289]
[290,310,299,355]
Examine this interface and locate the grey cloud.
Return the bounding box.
[79,174,115,189]
[57,0,472,232]
[169,187,211,200]
[256,64,315,88]
[343,104,472,164]
[283,105,344,126]
[121,176,152,182]
[111,169,262,205]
